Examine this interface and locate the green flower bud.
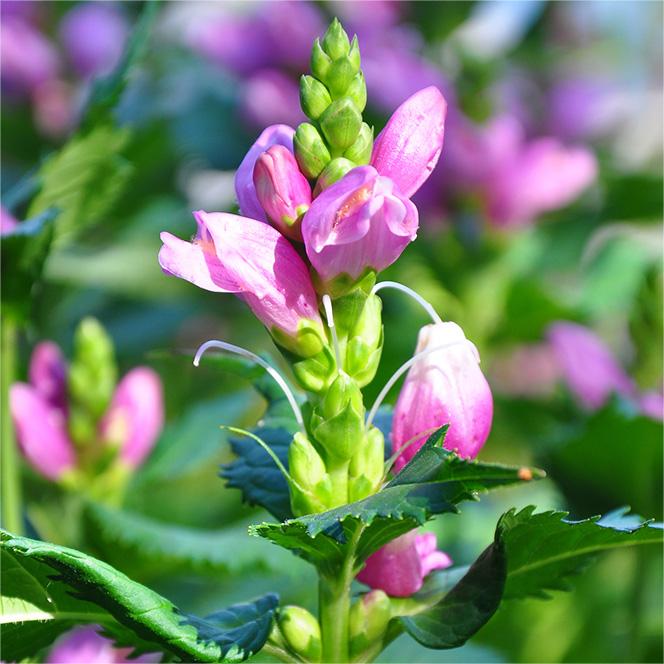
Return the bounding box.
[344,293,383,386]
[348,35,361,71]
[319,98,362,152]
[344,122,372,164]
[349,427,385,502]
[291,345,337,394]
[311,38,332,82]
[289,432,332,515]
[326,56,359,98]
[300,75,332,121]
[349,591,391,657]
[279,606,322,662]
[346,72,367,113]
[294,123,331,179]
[322,18,351,61]
[68,317,117,423]
[321,373,363,419]
[314,157,355,195]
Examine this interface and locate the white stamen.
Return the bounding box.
[322,294,342,370]
[372,281,443,325]
[366,340,469,428]
[194,339,304,431]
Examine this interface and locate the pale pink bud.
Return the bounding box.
[100,367,164,468]
[253,144,311,241]
[392,322,493,472]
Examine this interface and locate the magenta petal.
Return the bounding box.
[392,322,493,471]
[100,367,164,468]
[29,341,68,414]
[371,86,447,198]
[415,533,452,576]
[234,124,295,222]
[10,383,75,480]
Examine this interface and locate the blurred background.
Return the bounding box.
[2,1,662,662]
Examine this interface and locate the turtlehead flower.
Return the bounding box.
[100,368,164,468]
[29,341,68,413]
[392,322,493,472]
[47,625,160,664]
[547,321,635,410]
[253,144,311,241]
[159,211,325,357]
[357,531,452,597]
[302,165,418,288]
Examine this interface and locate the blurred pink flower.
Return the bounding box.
[29,341,68,414]
[241,70,304,132]
[1,207,19,235]
[32,78,76,139]
[639,390,664,422]
[490,343,561,398]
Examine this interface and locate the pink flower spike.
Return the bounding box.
[371,86,447,198]
[10,383,76,481]
[29,341,68,414]
[159,211,325,356]
[392,322,493,472]
[253,144,311,241]
[302,166,418,287]
[100,368,164,468]
[234,124,295,223]
[547,322,635,411]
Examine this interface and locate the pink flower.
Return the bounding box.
[371,86,447,198]
[392,322,493,473]
[100,368,164,468]
[10,383,76,481]
[547,322,635,411]
[29,341,68,414]
[639,390,663,422]
[234,124,295,224]
[302,166,418,286]
[1,207,19,235]
[253,144,311,241]
[357,531,452,597]
[159,211,325,356]
[241,69,304,130]
[47,625,160,663]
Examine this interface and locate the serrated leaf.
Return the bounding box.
[0,208,57,323]
[83,501,286,578]
[498,506,663,600]
[1,531,278,662]
[252,429,542,570]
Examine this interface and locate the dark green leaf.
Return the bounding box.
[252,429,542,570]
[499,506,663,600]
[0,209,57,323]
[1,531,278,662]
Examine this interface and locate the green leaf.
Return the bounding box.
[0,208,57,323]
[82,501,287,578]
[400,528,506,649]
[498,506,663,600]
[252,429,542,570]
[27,125,133,244]
[1,531,278,662]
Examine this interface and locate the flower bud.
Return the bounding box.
[344,121,372,164]
[312,373,365,461]
[299,75,331,121]
[253,145,312,241]
[321,18,350,61]
[349,590,391,656]
[314,157,355,195]
[291,345,338,395]
[294,122,331,179]
[278,606,322,662]
[349,427,384,502]
[319,98,362,151]
[344,293,383,386]
[288,432,332,515]
[326,56,359,98]
[392,322,493,472]
[310,38,332,82]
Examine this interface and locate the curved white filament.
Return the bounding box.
[372,281,443,325]
[322,294,342,370]
[194,339,304,431]
[366,340,470,428]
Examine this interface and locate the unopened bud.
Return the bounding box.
[346,73,367,114]
[291,345,337,394]
[279,606,322,662]
[326,56,359,98]
[289,432,332,515]
[349,427,384,502]
[311,38,332,82]
[349,590,391,657]
[294,123,331,179]
[348,35,361,71]
[344,122,372,164]
[314,157,355,195]
[322,18,350,61]
[345,293,383,386]
[253,145,311,241]
[300,75,332,121]
[320,98,362,151]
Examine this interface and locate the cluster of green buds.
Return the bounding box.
[295,18,373,192]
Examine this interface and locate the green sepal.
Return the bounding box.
[348,34,361,71]
[288,433,332,516]
[349,590,391,658]
[313,400,364,462]
[321,17,351,61]
[345,334,384,387]
[294,123,331,179]
[319,98,362,152]
[310,38,332,82]
[299,75,332,121]
[344,120,372,163]
[269,318,326,358]
[278,606,322,662]
[326,56,360,98]
[314,268,376,301]
[349,427,385,502]
[291,344,337,394]
[314,157,355,194]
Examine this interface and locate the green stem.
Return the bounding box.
[1,317,22,534]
